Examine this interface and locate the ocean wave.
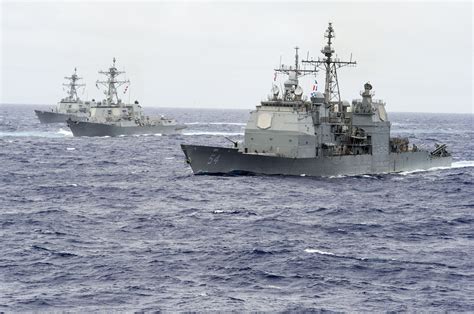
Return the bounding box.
[2,106,472,312]
[304,249,456,269]
[304,248,335,255]
[0,131,62,138]
[399,160,474,175]
[57,128,73,137]
[0,128,74,138]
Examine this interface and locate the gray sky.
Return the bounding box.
[1,1,472,113]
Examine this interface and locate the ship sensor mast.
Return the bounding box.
[96,57,130,105]
[274,46,318,79]
[63,68,85,102]
[273,47,318,101]
[302,22,356,111]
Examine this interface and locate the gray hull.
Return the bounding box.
[67,120,186,137]
[35,110,87,124]
[181,144,452,177]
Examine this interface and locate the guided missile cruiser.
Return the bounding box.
[181,23,452,177]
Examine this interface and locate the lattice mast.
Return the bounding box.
[63,68,85,101]
[96,57,130,105]
[303,23,356,112]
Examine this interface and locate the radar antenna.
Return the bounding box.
[274,46,317,79]
[302,22,356,111]
[273,47,318,101]
[63,67,85,102]
[96,57,130,105]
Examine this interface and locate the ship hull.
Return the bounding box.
[67,120,186,137]
[35,110,87,124]
[181,144,452,177]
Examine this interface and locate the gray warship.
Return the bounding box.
[181,23,452,177]
[35,68,91,123]
[67,58,186,137]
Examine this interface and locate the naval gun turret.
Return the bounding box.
[181,22,452,176]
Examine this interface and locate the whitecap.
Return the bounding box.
[399,160,474,175]
[66,147,75,151]
[265,285,283,290]
[328,174,347,179]
[57,128,73,137]
[452,160,474,168]
[0,131,60,138]
[304,248,335,255]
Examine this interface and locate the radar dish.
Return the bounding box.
[295,85,303,97]
[364,82,373,90]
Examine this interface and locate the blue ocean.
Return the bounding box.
[0,104,473,311]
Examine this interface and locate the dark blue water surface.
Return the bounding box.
[1,104,473,311]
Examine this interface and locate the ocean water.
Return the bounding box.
[0,104,473,311]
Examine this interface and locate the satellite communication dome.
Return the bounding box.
[294,85,303,97]
[271,84,280,96]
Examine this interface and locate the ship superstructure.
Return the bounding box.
[181,23,451,176]
[67,58,186,137]
[34,68,92,123]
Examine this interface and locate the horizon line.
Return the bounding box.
[1,102,473,115]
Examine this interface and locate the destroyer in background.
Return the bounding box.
[35,68,91,123]
[67,58,186,137]
[181,23,452,176]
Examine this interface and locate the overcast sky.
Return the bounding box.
[1,1,472,113]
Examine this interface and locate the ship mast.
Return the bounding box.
[273,47,317,100]
[274,47,317,80]
[63,67,85,102]
[302,22,356,111]
[96,57,130,105]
